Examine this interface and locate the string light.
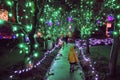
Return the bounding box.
[1,0,118,79]
[9,44,60,79]
[75,38,113,80]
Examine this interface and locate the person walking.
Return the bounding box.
[68,46,79,72]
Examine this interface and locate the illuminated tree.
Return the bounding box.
[104,0,120,76]
[1,0,120,77]
[0,0,40,66]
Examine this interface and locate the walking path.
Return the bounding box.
[45,43,84,80]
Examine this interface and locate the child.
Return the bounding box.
[68,46,79,72]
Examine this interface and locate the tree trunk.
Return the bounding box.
[29,0,38,55]
[109,36,120,76]
[14,0,19,23]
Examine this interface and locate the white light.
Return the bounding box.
[95,77,98,80]
[9,75,13,78]
[94,62,96,64]
[34,65,36,68]
[14,71,17,73]
[92,71,95,73]
[22,69,25,72]
[96,74,98,77]
[90,64,92,67]
[26,69,28,72]
[19,71,21,74]
[9,43,60,77]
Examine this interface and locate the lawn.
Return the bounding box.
[81,45,120,80]
[90,45,120,65]
[0,40,45,79]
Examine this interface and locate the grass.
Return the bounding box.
[79,45,120,80]
[89,45,120,80]
[0,43,45,79]
[90,45,120,65]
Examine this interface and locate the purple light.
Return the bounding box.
[97,20,101,24]
[13,34,17,39]
[48,21,53,26]
[0,35,2,39]
[57,21,60,25]
[45,20,53,26]
[25,36,30,42]
[107,14,114,21]
[68,17,72,22]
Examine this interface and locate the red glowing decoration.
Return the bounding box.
[0,9,8,21]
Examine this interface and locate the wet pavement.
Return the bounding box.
[45,43,84,80]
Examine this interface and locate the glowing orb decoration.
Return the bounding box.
[106,23,112,28]
[0,9,8,21]
[37,32,41,38]
[68,17,72,22]
[107,14,114,21]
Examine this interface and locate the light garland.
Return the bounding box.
[9,43,60,79]
[75,38,113,80]
[75,41,99,80]
[76,38,113,47]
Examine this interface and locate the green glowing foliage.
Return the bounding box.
[0,19,4,25]
[113,31,118,35]
[25,47,28,50]
[105,0,116,9]
[39,18,44,22]
[116,5,120,9]
[28,2,32,7]
[26,2,32,7]
[19,43,25,48]
[34,44,38,48]
[25,25,32,32]
[26,51,29,54]
[19,50,23,54]
[29,60,32,64]
[9,13,12,17]
[12,26,18,32]
[117,14,120,19]
[86,1,93,5]
[6,0,13,6]
[16,34,19,37]
[112,0,115,2]
[20,33,24,37]
[25,15,29,19]
[95,28,98,31]
[33,52,39,58]
[18,42,30,54]
[117,23,120,27]
[27,57,30,61]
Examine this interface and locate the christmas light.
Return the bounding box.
[9,44,60,79]
[75,40,99,80]
[33,52,39,58]
[0,9,8,21]
[3,0,119,79]
[6,0,13,6]
[12,26,18,32]
[0,19,4,25]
